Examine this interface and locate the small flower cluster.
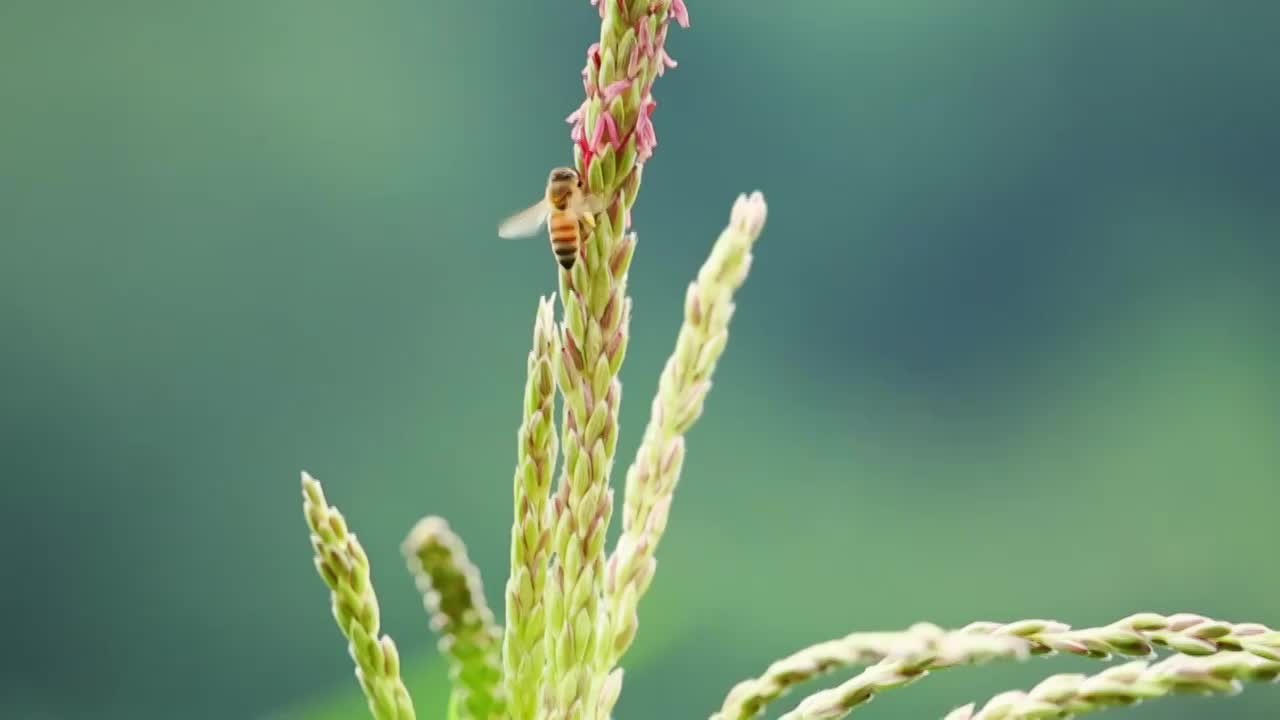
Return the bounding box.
[572,0,689,169]
[566,0,691,237]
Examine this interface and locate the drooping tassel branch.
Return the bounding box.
[946,653,1280,720]
[721,609,1280,717]
[717,613,1280,720]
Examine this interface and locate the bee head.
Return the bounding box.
[546,167,579,208]
[549,167,579,184]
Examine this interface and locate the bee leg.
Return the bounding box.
[582,213,597,229]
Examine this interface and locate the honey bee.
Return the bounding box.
[498,167,608,270]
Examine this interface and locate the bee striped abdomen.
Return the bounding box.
[548,212,580,269]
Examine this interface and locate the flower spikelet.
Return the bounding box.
[604,191,768,683]
[542,2,689,718]
[503,295,561,720]
[945,652,1280,720]
[302,472,416,720]
[958,612,1280,663]
[402,516,505,720]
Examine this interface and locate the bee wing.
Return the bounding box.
[581,193,610,215]
[498,199,550,239]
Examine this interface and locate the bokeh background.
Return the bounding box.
[3,1,1277,718]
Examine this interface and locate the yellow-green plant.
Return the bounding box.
[297,3,1276,719]
[302,473,415,720]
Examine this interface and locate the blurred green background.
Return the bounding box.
[3,1,1277,718]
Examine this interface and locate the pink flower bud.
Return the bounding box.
[671,0,690,28]
[602,79,633,105]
